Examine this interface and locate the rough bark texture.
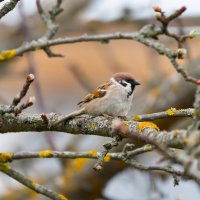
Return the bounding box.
[0,105,187,149]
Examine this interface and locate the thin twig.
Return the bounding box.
[11,74,34,108]
[0,148,152,162]
[11,31,199,84]
[1,74,35,115]
[0,148,187,183]
[93,135,122,171]
[36,0,63,57]
[133,108,194,121]
[0,163,68,200]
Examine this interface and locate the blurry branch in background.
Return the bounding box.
[0,163,68,200]
[152,6,189,47]
[1,6,199,84]
[18,1,58,150]
[98,45,125,73]
[67,62,94,92]
[0,74,35,115]
[0,0,20,19]
[142,59,200,114]
[36,0,64,57]
[0,145,188,184]
[133,108,194,121]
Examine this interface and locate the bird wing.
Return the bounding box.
[77,81,112,106]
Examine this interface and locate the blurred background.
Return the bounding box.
[0,0,200,199]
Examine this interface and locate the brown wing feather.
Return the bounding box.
[78,81,112,106]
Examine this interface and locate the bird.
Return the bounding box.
[54,72,140,125]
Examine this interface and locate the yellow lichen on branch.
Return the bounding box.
[103,153,111,162]
[0,49,16,61]
[58,194,68,200]
[0,153,13,162]
[138,122,159,133]
[39,150,53,158]
[0,163,11,172]
[32,182,39,188]
[90,122,95,130]
[133,115,141,121]
[87,150,98,157]
[166,108,177,116]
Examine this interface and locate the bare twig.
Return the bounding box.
[36,0,63,57]
[41,114,51,129]
[11,74,34,108]
[123,159,182,177]
[18,3,56,150]
[0,148,190,184]
[170,58,199,84]
[133,108,194,121]
[93,135,122,171]
[0,148,151,162]
[0,0,20,19]
[0,74,35,115]
[0,163,68,200]
[67,62,94,92]
[151,6,200,84]
[153,6,188,46]
[14,96,35,115]
[126,124,200,185]
[10,31,199,84]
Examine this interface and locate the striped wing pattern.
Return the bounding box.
[78,81,112,106]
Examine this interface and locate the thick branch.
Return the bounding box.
[0,105,187,149]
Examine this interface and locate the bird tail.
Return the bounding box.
[53,108,85,126]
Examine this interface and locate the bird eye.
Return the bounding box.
[120,80,127,87]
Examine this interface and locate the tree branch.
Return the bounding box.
[0,163,68,200]
[36,0,63,57]
[133,108,194,121]
[0,0,20,19]
[1,30,196,84]
[0,146,153,162]
[0,147,193,185]
[0,6,199,84]
[0,106,187,149]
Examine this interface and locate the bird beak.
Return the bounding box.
[134,80,140,85]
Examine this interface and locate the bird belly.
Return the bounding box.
[84,93,133,117]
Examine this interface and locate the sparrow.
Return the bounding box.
[54,72,140,125]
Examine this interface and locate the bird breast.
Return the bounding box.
[83,84,133,116]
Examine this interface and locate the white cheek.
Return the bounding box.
[117,82,132,97]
